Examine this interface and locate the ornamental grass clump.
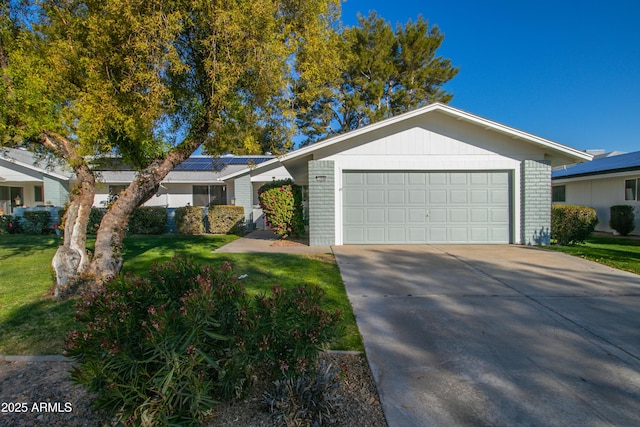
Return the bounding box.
[65,256,342,426]
[258,179,304,239]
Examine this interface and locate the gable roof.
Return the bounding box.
[220,103,592,181]
[553,151,640,179]
[0,148,71,181]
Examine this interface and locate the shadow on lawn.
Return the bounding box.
[0,297,77,355]
[0,234,61,261]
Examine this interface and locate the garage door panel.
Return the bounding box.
[429,208,447,223]
[387,173,405,185]
[367,228,385,242]
[366,173,385,185]
[450,208,468,223]
[429,190,447,204]
[387,227,406,242]
[344,189,365,205]
[388,209,406,223]
[449,227,469,242]
[388,190,405,204]
[470,189,488,203]
[470,228,489,242]
[408,190,426,204]
[409,209,427,223]
[343,171,511,244]
[450,190,467,204]
[367,208,385,223]
[366,190,385,204]
[470,208,489,222]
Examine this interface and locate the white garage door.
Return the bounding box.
[343,171,511,244]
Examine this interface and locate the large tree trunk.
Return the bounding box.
[88,139,203,284]
[52,165,95,298]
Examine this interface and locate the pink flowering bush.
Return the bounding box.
[65,256,341,425]
[258,179,304,238]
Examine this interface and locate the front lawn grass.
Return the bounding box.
[0,233,361,355]
[547,234,640,275]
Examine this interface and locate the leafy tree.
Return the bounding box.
[297,12,459,144]
[0,0,340,296]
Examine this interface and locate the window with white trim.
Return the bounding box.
[552,185,566,202]
[625,179,638,201]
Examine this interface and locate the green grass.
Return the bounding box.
[0,233,362,355]
[547,234,640,275]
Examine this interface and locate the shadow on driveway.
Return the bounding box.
[333,245,640,427]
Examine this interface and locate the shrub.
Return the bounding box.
[610,205,635,236]
[20,210,52,235]
[175,205,204,235]
[258,179,304,239]
[128,206,167,234]
[0,215,12,234]
[65,257,342,426]
[262,360,343,427]
[251,285,343,378]
[551,205,598,245]
[58,206,105,234]
[208,205,245,234]
[87,208,105,234]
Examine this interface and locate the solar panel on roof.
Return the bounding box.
[553,151,640,179]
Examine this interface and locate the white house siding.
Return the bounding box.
[555,171,640,234]
[309,113,554,245]
[93,183,216,209]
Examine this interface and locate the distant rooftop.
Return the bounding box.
[553,151,640,179]
[93,155,274,172]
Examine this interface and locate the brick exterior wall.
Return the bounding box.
[233,175,253,229]
[521,160,551,245]
[308,160,335,246]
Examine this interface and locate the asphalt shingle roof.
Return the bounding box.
[552,151,640,179]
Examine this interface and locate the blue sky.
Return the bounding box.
[340,0,640,154]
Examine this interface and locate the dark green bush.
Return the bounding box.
[87,208,105,234]
[175,206,204,235]
[128,206,167,234]
[610,205,635,236]
[258,179,304,239]
[551,205,598,245]
[20,211,52,234]
[208,205,245,234]
[262,360,343,427]
[65,257,342,426]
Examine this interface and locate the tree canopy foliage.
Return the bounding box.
[0,0,341,290]
[296,12,459,144]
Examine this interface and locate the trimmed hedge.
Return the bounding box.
[21,211,52,235]
[551,205,598,245]
[610,205,635,236]
[175,206,204,235]
[258,179,304,239]
[208,205,245,234]
[128,206,168,234]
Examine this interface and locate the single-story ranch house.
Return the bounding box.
[552,151,640,235]
[221,103,591,246]
[2,103,592,243]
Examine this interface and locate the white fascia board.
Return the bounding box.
[217,157,282,181]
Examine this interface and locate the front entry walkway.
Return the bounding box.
[213,230,332,254]
[333,244,640,426]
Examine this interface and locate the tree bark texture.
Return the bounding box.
[88,139,203,283]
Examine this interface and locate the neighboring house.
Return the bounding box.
[552,151,640,235]
[221,103,591,246]
[0,148,275,228]
[0,148,72,214]
[93,155,274,210]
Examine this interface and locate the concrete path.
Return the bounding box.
[213,230,332,254]
[333,245,640,427]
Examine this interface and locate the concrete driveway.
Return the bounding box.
[332,245,640,427]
